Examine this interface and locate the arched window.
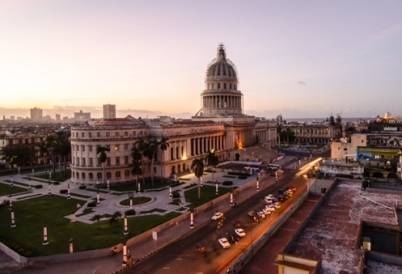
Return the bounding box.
[183,163,186,171]
[178,164,181,173]
[124,170,130,177]
[97,172,102,180]
[89,173,93,180]
[82,173,86,179]
[116,171,121,178]
[76,172,80,179]
[107,172,112,179]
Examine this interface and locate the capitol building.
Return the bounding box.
[70,45,277,184]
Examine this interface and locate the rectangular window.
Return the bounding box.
[107,157,111,166]
[76,145,79,151]
[82,158,86,166]
[116,157,120,165]
[115,132,119,137]
[89,158,93,166]
[114,145,119,151]
[89,145,93,152]
[124,156,129,164]
[81,145,85,152]
[106,132,110,137]
[176,147,179,159]
[89,132,92,138]
[81,132,84,137]
[170,147,174,160]
[106,145,110,150]
[124,144,129,150]
[77,158,80,166]
[124,131,128,136]
[97,132,101,137]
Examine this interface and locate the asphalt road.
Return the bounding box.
[122,159,309,274]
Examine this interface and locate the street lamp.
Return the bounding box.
[28,176,31,191]
[215,180,218,195]
[256,176,259,191]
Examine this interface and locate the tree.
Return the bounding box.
[38,140,48,172]
[54,132,71,180]
[134,138,147,184]
[205,149,219,183]
[0,145,35,168]
[91,214,102,228]
[159,137,170,183]
[97,146,110,185]
[143,139,159,188]
[191,158,205,200]
[130,147,143,188]
[109,211,122,226]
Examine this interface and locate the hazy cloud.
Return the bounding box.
[370,23,402,41]
[298,81,307,85]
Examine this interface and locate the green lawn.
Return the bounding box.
[119,197,152,206]
[0,183,27,196]
[0,195,180,257]
[184,185,231,208]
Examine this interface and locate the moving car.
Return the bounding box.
[212,212,224,220]
[234,228,246,237]
[218,238,231,249]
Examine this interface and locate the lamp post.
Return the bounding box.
[215,180,218,195]
[28,176,31,191]
[67,182,71,199]
[69,238,74,253]
[43,221,49,245]
[137,182,141,193]
[200,177,203,187]
[48,178,51,195]
[96,189,100,205]
[230,191,234,207]
[169,186,172,198]
[128,192,134,210]
[10,175,13,187]
[122,240,127,266]
[10,210,16,228]
[256,176,259,191]
[123,214,129,235]
[107,179,110,190]
[190,210,194,229]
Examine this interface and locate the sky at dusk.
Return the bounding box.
[1,1,402,119]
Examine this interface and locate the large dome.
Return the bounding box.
[205,44,238,82]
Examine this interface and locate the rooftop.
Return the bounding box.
[287,180,401,273]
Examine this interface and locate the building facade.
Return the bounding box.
[103,104,116,119]
[30,107,43,121]
[70,45,277,184]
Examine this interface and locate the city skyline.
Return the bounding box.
[1,1,402,118]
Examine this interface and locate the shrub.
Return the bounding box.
[59,189,68,194]
[125,209,136,216]
[222,181,233,186]
[172,192,180,199]
[34,185,43,189]
[79,185,86,189]
[87,201,97,207]
[53,181,60,185]
[238,175,248,179]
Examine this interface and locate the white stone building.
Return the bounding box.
[70,45,277,184]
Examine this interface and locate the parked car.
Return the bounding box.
[278,189,286,195]
[218,238,231,249]
[247,211,256,217]
[273,202,281,209]
[228,234,239,244]
[257,211,266,219]
[287,185,297,192]
[264,197,273,204]
[234,228,246,237]
[264,205,276,212]
[212,212,224,220]
[195,242,205,253]
[262,207,272,215]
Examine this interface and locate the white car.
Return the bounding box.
[234,228,246,237]
[264,205,276,212]
[257,211,266,219]
[218,238,231,249]
[212,212,224,220]
[273,202,281,209]
[266,194,274,199]
[262,207,272,215]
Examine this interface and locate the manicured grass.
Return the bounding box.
[0,183,27,196]
[34,170,71,182]
[16,194,42,200]
[69,193,93,199]
[0,195,180,257]
[119,197,152,206]
[184,185,231,208]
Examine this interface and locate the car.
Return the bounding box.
[234,228,246,237]
[264,205,276,212]
[288,186,297,192]
[273,202,281,209]
[266,194,274,199]
[212,212,224,220]
[264,197,273,204]
[195,242,205,253]
[218,238,231,249]
[262,207,273,214]
[278,189,286,195]
[247,211,256,217]
[228,234,239,244]
[257,211,266,219]
[272,197,279,203]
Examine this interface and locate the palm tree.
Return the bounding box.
[159,137,169,184]
[130,146,143,189]
[191,158,205,200]
[38,140,48,172]
[44,134,57,174]
[91,214,102,228]
[97,146,110,185]
[205,149,219,183]
[109,211,122,226]
[143,139,159,188]
[134,138,147,184]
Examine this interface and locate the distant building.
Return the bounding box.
[103,104,116,119]
[74,110,91,121]
[30,107,42,121]
[55,114,61,121]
